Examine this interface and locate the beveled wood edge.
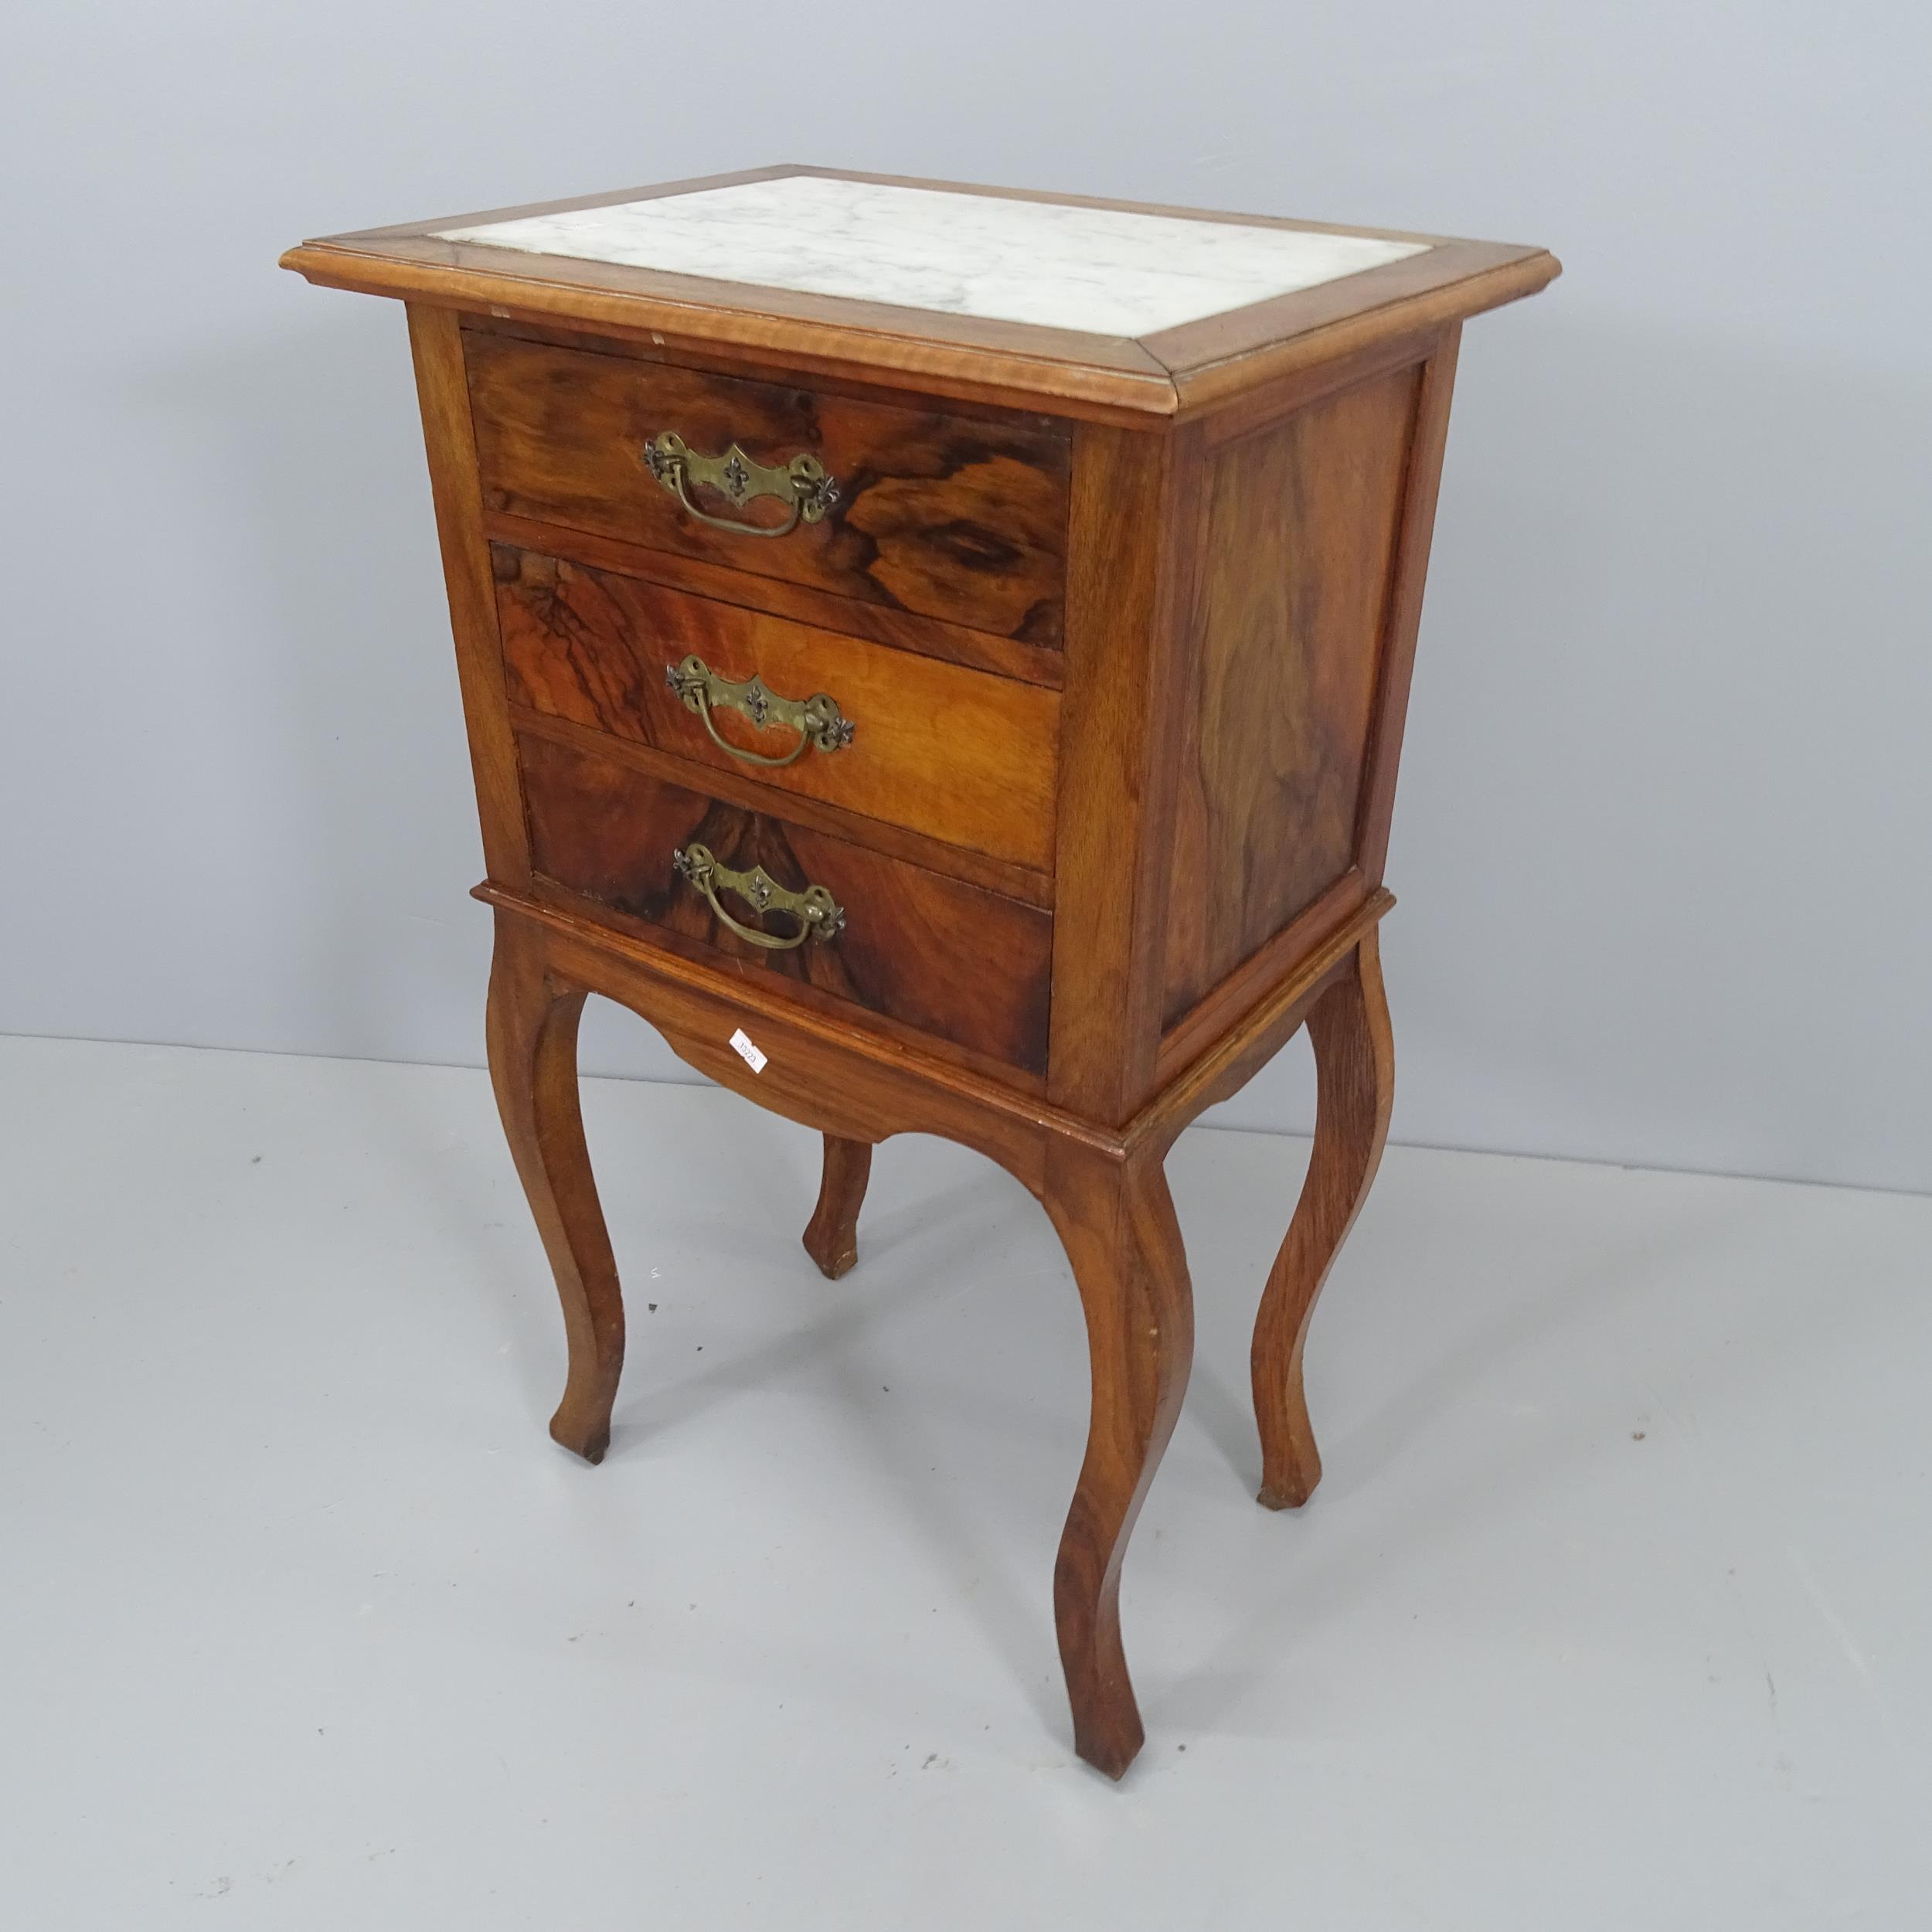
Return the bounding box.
[1158,248,1558,418]
[287,239,1552,423]
[320,233,1171,379]
[1192,328,1438,454]
[510,708,1056,909]
[1141,240,1547,372]
[472,878,1395,1176]
[1155,870,1372,1080]
[283,167,1559,423]
[485,512,1066,691]
[279,243,1178,424]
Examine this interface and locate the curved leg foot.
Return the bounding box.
[801,1135,872,1280]
[485,913,625,1464]
[1252,933,1393,1509]
[1043,1141,1194,1778]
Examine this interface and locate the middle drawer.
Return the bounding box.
[493,546,1059,875]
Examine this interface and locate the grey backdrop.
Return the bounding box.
[5,2,1927,1191]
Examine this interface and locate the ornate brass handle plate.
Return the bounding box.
[642,431,840,538]
[672,842,845,951]
[664,654,855,769]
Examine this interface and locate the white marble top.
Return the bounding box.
[435,177,1429,339]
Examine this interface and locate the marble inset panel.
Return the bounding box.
[436,176,1429,338]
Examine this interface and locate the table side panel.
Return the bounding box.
[1160,361,1423,1027]
[1355,328,1463,883]
[404,304,531,886]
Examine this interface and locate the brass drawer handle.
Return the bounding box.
[665,654,855,768]
[642,432,840,538]
[672,842,845,951]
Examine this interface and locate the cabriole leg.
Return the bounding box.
[485,912,625,1464]
[801,1134,873,1281]
[1043,1141,1194,1778]
[1251,933,1394,1509]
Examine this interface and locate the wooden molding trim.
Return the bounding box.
[1155,871,1376,1084]
[476,877,1394,1173]
[284,166,1559,426]
[1130,889,1395,1153]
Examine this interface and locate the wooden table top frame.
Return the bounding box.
[284,165,1559,1778]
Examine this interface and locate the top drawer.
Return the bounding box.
[464,329,1070,645]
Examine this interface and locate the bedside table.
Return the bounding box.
[282,167,1558,1777]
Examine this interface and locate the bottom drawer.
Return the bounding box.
[519,730,1053,1075]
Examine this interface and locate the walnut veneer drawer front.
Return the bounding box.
[518,729,1053,1074]
[494,547,1059,874]
[465,329,1070,644]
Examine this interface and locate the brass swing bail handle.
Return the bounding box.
[642,431,841,538]
[672,842,845,952]
[665,655,855,769]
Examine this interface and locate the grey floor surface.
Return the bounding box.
[2,1034,1927,1928]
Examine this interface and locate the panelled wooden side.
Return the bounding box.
[404,304,532,888]
[1158,358,1439,1039]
